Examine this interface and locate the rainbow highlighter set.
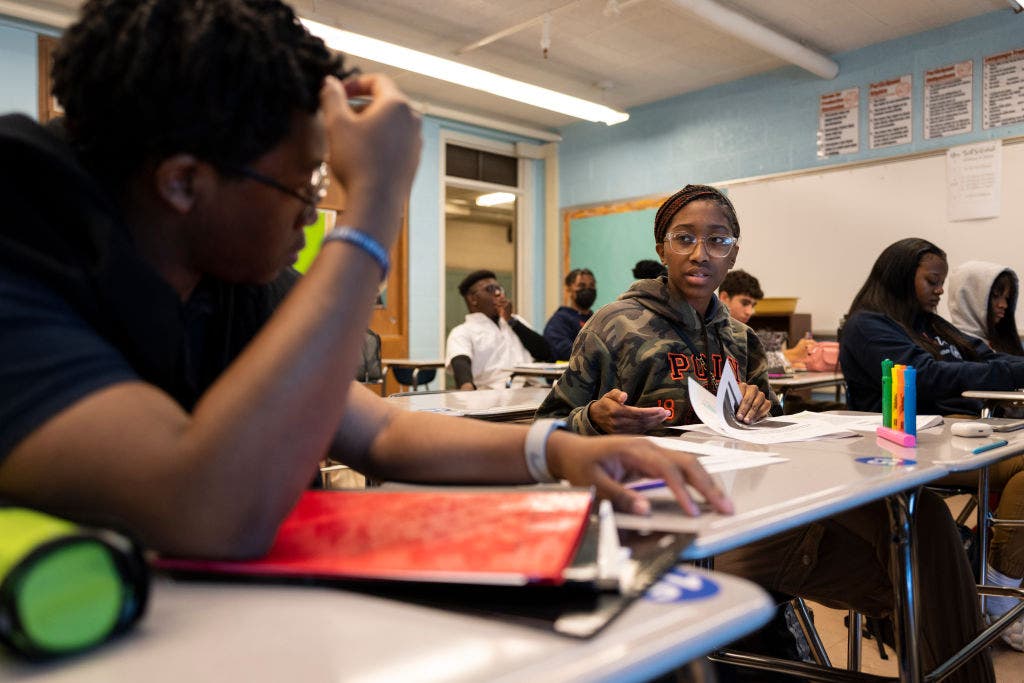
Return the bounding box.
[876,359,917,447]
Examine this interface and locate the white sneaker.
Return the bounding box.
[983,604,1024,652]
[1000,616,1024,652]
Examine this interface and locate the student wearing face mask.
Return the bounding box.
[544,268,598,361]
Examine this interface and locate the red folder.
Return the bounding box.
[156,489,593,586]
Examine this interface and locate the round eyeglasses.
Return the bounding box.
[221,161,330,223]
[473,283,505,297]
[663,232,737,258]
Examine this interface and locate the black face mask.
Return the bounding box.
[573,288,597,310]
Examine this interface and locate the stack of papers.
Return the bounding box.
[681,366,943,444]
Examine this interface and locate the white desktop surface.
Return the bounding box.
[617,431,947,559]
[1,568,773,683]
[767,371,844,389]
[780,420,1024,473]
[387,387,551,415]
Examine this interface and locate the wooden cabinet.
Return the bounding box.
[748,313,811,348]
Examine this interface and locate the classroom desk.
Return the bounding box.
[382,358,446,391]
[1,567,774,683]
[616,429,952,682]
[961,389,1024,418]
[696,423,1024,679]
[768,370,845,409]
[504,363,566,388]
[386,386,550,421]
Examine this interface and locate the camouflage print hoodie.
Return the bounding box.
[536,276,779,434]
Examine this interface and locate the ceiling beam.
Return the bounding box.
[668,0,838,80]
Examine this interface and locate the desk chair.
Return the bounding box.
[356,329,386,396]
[391,366,437,392]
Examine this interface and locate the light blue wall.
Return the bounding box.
[559,10,1024,208]
[0,20,38,117]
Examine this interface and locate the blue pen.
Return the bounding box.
[904,367,917,437]
[972,439,1009,455]
[627,479,667,492]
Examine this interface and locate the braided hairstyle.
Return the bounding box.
[52,0,347,188]
[654,184,739,244]
[846,238,979,360]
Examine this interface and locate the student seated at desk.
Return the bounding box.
[0,0,731,564]
[949,261,1024,356]
[543,268,596,361]
[718,269,816,371]
[446,270,552,390]
[840,238,1024,649]
[632,258,666,280]
[537,186,994,681]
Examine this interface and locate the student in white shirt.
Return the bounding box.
[446,270,551,390]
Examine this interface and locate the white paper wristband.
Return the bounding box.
[525,418,567,483]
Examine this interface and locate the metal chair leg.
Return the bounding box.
[846,610,862,671]
[792,597,832,667]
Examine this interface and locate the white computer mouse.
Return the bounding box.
[951,422,993,437]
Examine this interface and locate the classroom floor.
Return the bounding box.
[805,492,1022,681]
[805,600,1023,680]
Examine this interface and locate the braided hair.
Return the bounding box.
[654,184,739,244]
[52,0,347,188]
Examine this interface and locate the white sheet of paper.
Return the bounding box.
[786,411,943,432]
[685,368,857,444]
[643,436,786,473]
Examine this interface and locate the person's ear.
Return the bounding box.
[728,241,740,268]
[153,154,202,214]
[655,243,665,264]
[718,291,730,303]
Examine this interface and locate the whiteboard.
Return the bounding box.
[722,139,1024,336]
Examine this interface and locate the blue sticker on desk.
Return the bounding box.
[645,567,720,603]
[855,456,917,467]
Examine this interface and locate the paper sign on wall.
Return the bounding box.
[925,61,973,140]
[947,140,1001,221]
[869,75,912,149]
[817,88,860,158]
[984,48,1024,130]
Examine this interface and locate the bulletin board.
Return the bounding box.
[564,136,1024,335]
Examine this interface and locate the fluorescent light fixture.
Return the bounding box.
[475,192,516,207]
[300,18,629,126]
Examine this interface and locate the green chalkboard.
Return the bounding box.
[568,207,661,309]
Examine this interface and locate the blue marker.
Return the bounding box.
[973,439,1009,455]
[903,366,916,437]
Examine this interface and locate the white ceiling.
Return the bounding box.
[5,0,1016,132]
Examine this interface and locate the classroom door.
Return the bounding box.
[444,184,518,342]
[443,141,524,356]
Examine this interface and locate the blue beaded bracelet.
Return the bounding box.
[322,226,390,281]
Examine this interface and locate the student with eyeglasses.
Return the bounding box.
[0,0,733,573]
[446,270,552,390]
[537,186,995,682]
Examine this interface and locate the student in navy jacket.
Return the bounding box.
[840,237,1024,649]
[543,268,596,360]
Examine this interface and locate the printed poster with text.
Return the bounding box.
[817,87,859,157]
[924,60,973,140]
[984,48,1024,130]
[947,140,1001,222]
[869,75,912,149]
